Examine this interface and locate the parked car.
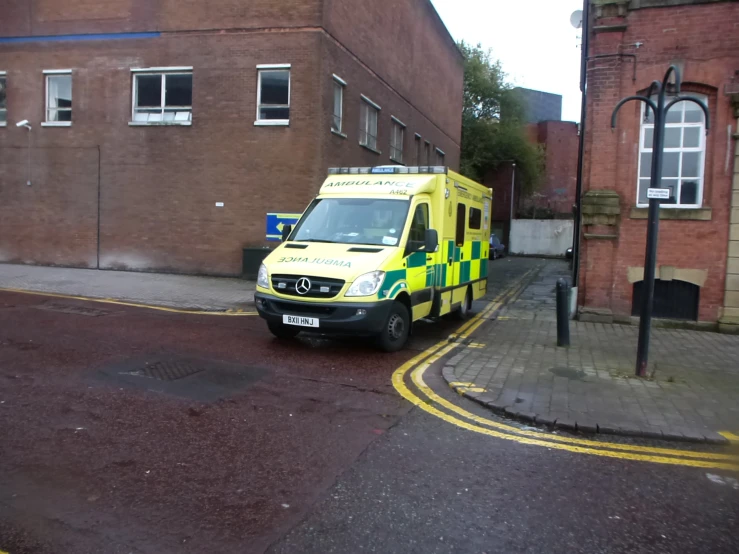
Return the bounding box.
[489,234,506,260]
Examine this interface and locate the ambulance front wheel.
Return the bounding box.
[267,322,301,339]
[376,302,410,352]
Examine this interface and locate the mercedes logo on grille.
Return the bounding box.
[295,277,312,295]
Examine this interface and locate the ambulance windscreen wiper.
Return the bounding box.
[297,239,337,243]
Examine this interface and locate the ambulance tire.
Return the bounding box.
[454,288,472,320]
[267,322,301,339]
[376,302,410,352]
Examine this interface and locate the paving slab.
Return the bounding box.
[443,258,739,445]
[0,263,255,311]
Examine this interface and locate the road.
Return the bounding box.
[0,258,737,554]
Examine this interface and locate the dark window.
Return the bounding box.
[632,279,700,321]
[415,135,421,165]
[359,99,379,150]
[136,75,161,107]
[469,207,481,230]
[424,141,430,165]
[165,74,193,107]
[46,73,72,122]
[133,71,192,123]
[0,75,6,124]
[456,203,466,246]
[258,69,290,121]
[408,204,429,250]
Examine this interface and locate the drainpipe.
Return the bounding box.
[571,0,590,303]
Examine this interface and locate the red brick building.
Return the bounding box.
[577,0,739,331]
[484,119,579,243]
[0,0,462,275]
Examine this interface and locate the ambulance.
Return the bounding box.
[255,166,492,351]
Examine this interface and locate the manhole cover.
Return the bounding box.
[129,360,204,381]
[549,366,587,380]
[36,302,110,317]
[95,356,268,402]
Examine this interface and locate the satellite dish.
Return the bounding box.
[570,9,583,29]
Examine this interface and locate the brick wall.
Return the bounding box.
[0,0,323,36]
[0,31,326,274]
[580,0,739,322]
[317,34,461,174]
[322,0,464,142]
[0,1,464,275]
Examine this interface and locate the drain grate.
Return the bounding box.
[130,360,205,381]
[37,302,110,317]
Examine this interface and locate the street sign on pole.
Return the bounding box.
[646,188,670,200]
[611,65,710,377]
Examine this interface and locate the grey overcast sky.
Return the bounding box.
[430,0,584,122]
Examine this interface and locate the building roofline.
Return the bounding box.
[421,0,464,63]
[628,0,731,9]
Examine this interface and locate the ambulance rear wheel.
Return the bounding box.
[454,288,472,320]
[267,322,301,339]
[376,302,410,352]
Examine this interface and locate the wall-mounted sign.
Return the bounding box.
[266,212,301,241]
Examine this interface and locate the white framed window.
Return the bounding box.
[43,70,72,126]
[637,94,707,208]
[256,64,290,126]
[435,147,445,166]
[0,72,6,126]
[359,95,380,152]
[332,74,345,135]
[130,67,192,125]
[390,116,405,163]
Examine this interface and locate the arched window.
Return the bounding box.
[632,279,700,321]
[637,94,707,208]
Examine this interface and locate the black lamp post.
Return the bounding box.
[611,65,709,377]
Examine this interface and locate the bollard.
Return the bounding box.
[556,278,570,347]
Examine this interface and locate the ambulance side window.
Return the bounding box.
[456,203,466,247]
[469,207,482,230]
[407,203,429,252]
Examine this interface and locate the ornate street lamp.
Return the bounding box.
[611,65,710,377]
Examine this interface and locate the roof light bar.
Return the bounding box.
[327,166,447,175]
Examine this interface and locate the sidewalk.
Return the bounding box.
[443,259,739,444]
[0,263,255,312]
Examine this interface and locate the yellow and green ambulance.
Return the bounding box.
[255,166,492,351]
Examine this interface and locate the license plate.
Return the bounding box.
[283,314,319,328]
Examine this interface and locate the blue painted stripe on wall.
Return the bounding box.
[0,32,160,44]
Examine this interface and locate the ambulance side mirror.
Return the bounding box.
[281,224,292,242]
[424,229,439,253]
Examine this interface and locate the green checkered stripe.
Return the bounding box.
[378,241,487,300]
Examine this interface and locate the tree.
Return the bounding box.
[458,42,542,193]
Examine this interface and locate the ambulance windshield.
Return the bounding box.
[292,198,410,247]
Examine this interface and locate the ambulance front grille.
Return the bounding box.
[271,274,345,299]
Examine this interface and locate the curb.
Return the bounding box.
[441,365,730,446]
[0,287,257,315]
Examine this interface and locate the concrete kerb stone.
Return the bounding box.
[444,379,730,445]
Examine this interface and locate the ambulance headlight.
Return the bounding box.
[346,271,385,297]
[257,264,270,289]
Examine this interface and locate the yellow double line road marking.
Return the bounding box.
[393,273,739,471]
[0,287,258,316]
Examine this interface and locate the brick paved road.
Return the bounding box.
[0,263,255,311]
[445,258,739,444]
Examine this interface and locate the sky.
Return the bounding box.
[430,0,584,122]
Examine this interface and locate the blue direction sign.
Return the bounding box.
[266,212,301,241]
